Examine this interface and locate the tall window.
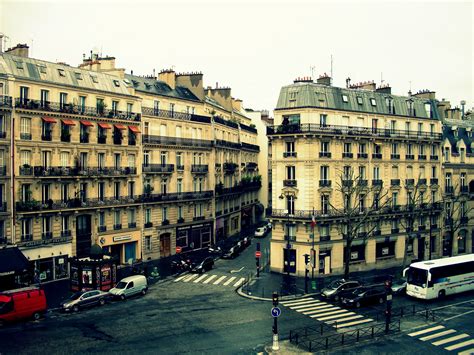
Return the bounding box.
[161,179,168,194]
[320,166,329,181]
[128,209,136,225]
[98,182,105,201]
[19,86,29,103]
[114,210,121,228]
[286,166,295,180]
[177,178,183,194]
[162,207,168,221]
[61,183,69,203]
[321,141,329,153]
[143,151,150,166]
[114,153,121,169]
[358,166,366,179]
[80,153,88,169]
[59,92,68,110]
[320,114,327,127]
[445,173,452,188]
[128,181,135,198]
[391,143,398,155]
[153,100,159,114]
[40,89,49,107]
[98,153,105,169]
[61,216,69,234]
[21,218,32,239]
[160,151,167,165]
[343,166,352,180]
[60,152,69,167]
[178,206,183,220]
[20,117,31,139]
[343,143,351,154]
[176,152,183,168]
[461,173,466,187]
[373,166,380,180]
[392,192,398,207]
[128,154,135,168]
[42,216,52,238]
[145,209,151,224]
[114,181,120,199]
[286,196,295,215]
[321,195,329,215]
[285,141,295,153]
[99,212,105,229]
[79,96,86,113]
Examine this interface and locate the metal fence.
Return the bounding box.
[371,304,437,323]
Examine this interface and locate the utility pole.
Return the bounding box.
[304,254,310,294]
[385,279,393,334]
[256,242,261,277]
[272,292,280,351]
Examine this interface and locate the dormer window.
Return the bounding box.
[342,95,349,103]
[356,97,363,105]
[113,80,120,87]
[406,99,416,116]
[288,91,298,100]
[37,65,47,74]
[91,75,99,83]
[386,97,394,114]
[58,69,66,77]
[370,98,376,106]
[13,60,24,70]
[424,103,432,118]
[75,72,82,80]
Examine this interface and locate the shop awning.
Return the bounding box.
[114,124,126,130]
[98,122,111,129]
[80,120,94,127]
[61,119,76,126]
[0,247,29,276]
[42,117,57,124]
[128,125,140,133]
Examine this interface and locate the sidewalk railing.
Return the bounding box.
[371,304,437,323]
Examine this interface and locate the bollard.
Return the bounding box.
[321,323,323,335]
[401,307,404,317]
[412,304,415,315]
[309,341,312,352]
[325,337,329,349]
[289,330,292,342]
[371,326,374,338]
[295,334,299,345]
[425,309,429,320]
[357,329,360,342]
[342,333,345,345]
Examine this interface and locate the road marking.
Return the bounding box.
[444,309,474,322]
[458,348,474,355]
[302,305,338,315]
[432,299,474,311]
[296,304,331,312]
[194,274,208,283]
[290,301,322,309]
[420,329,456,341]
[432,334,470,346]
[335,318,373,328]
[213,276,227,285]
[326,315,364,324]
[445,339,474,351]
[223,276,236,286]
[174,274,188,282]
[280,298,314,306]
[317,312,356,321]
[202,275,217,284]
[182,274,198,282]
[233,277,246,287]
[408,325,445,337]
[310,309,347,319]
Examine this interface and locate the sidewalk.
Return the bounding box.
[241,266,401,301]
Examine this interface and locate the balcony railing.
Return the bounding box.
[142,135,214,149]
[16,196,141,212]
[223,162,238,173]
[0,95,13,108]
[445,186,454,194]
[141,191,213,203]
[372,153,382,159]
[283,152,297,158]
[391,179,400,186]
[391,154,400,159]
[60,133,71,142]
[246,162,258,171]
[15,98,141,121]
[430,155,438,160]
[405,179,415,186]
[391,228,400,234]
[114,224,122,230]
[98,226,107,233]
[142,164,175,173]
[268,123,443,140]
[98,135,107,144]
[216,139,241,150]
[460,185,469,193]
[372,179,383,186]
[20,133,32,140]
[0,202,7,212]
[430,178,438,185]
[17,235,73,248]
[357,180,368,186]
[0,166,7,176]
[342,180,353,187]
[241,142,260,152]
[60,230,72,238]
[42,232,53,240]
[142,107,210,123]
[191,164,209,173]
[460,216,469,225]
[193,216,205,221]
[284,179,297,187]
[418,155,426,160]
[32,166,137,177]
[342,152,353,158]
[319,152,332,158]
[357,153,368,159]
[405,154,415,160]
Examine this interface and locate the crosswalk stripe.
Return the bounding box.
[302,305,338,315]
[335,318,373,328]
[202,275,217,284]
[296,304,330,312]
[290,301,322,310]
[233,277,246,287]
[326,315,364,324]
[194,274,208,283]
[280,298,314,306]
[174,274,188,282]
[445,339,474,351]
[420,329,457,341]
[213,276,227,285]
[432,334,469,346]
[183,274,198,282]
[223,276,236,286]
[458,347,474,355]
[310,309,348,319]
[317,312,356,321]
[408,325,445,337]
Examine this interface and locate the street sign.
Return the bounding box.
[271,307,281,318]
[176,246,182,253]
[255,251,262,258]
[386,294,393,301]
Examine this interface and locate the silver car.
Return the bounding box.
[60,290,112,312]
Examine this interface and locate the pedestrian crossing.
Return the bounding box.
[408,324,474,354]
[174,273,246,288]
[280,297,374,329]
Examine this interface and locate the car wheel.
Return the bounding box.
[33,312,41,321]
[356,301,361,308]
[378,297,384,304]
[72,305,79,312]
[141,288,147,296]
[99,298,105,306]
[438,290,446,299]
[120,294,126,301]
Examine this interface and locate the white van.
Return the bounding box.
[109,275,148,300]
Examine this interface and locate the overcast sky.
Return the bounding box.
[1,0,472,113]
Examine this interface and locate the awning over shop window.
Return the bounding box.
[0,247,29,276]
[114,124,126,130]
[80,120,94,127]
[42,117,57,124]
[98,122,111,129]
[128,125,140,133]
[61,119,76,126]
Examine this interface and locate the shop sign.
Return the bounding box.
[113,235,132,242]
[177,222,212,232]
[57,258,64,265]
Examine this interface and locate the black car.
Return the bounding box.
[222,246,240,259]
[60,290,113,312]
[192,257,214,273]
[320,279,361,302]
[341,287,386,308]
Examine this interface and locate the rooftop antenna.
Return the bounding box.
[330,54,333,83]
[381,72,384,85]
[310,65,316,80]
[30,38,33,57]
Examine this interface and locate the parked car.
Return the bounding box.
[222,246,240,259]
[109,275,148,300]
[320,279,361,302]
[60,290,112,312]
[192,257,214,273]
[254,226,267,238]
[341,286,386,308]
[0,287,47,326]
[241,236,252,249]
[391,279,407,295]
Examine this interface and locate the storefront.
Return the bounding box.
[0,247,30,291]
[376,239,396,259]
[70,255,117,292]
[99,230,141,264]
[176,222,213,251]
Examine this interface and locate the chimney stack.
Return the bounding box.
[5,43,29,58]
[316,73,332,86]
[158,69,176,90]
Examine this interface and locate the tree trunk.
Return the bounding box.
[344,240,351,279]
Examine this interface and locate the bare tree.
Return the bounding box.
[329,168,390,279]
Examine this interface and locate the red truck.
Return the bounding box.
[0,287,47,326]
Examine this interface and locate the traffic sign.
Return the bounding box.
[271,307,281,318]
[176,246,182,253]
[386,294,393,301]
[255,251,262,258]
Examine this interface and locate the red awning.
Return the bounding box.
[114,124,126,130]
[42,117,57,124]
[128,125,141,133]
[98,122,111,129]
[80,120,94,127]
[61,119,76,126]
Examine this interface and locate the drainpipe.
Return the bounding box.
[10,104,15,244]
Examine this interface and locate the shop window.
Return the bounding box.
[376,241,395,258]
[349,244,365,262]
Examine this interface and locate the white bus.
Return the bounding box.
[405,254,474,300]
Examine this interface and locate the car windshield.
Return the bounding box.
[68,292,84,300]
[328,280,344,289]
[407,267,428,287]
[115,281,127,289]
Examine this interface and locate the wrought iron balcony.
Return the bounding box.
[20,166,33,175]
[357,153,368,159]
[98,135,107,144]
[391,154,400,159]
[142,134,213,149]
[391,179,400,186]
[405,154,415,160]
[342,180,353,187]
[142,190,213,203]
[445,186,454,194]
[418,225,426,231]
[144,222,153,228]
[20,133,32,140]
[283,152,297,158]
[418,155,426,160]
[176,165,185,171]
[430,178,438,185]
[223,162,238,173]
[114,224,122,230]
[142,107,210,123]
[193,216,205,221]
[191,164,209,174]
[372,179,383,186]
[418,178,427,185]
[32,166,137,177]
[460,185,469,193]
[60,230,72,238]
[357,180,368,186]
[16,196,141,212]
[0,166,6,176]
[246,162,258,171]
[342,152,353,158]
[391,228,399,234]
[0,202,7,212]
[405,179,415,186]
[460,216,468,225]
[60,133,71,142]
[0,95,13,108]
[98,226,107,233]
[430,155,438,160]
[241,142,260,152]
[372,153,382,159]
[319,152,332,158]
[41,132,53,141]
[142,164,175,173]
[319,180,332,187]
[284,179,297,187]
[41,232,53,240]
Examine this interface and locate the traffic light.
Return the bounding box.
[304,254,310,265]
[272,292,279,307]
[385,279,392,291]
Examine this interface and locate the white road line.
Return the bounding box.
[326,315,364,324]
[182,274,198,282]
[233,278,246,287]
[174,274,188,282]
[317,312,356,321]
[445,339,474,351]
[202,275,217,284]
[223,276,236,286]
[432,334,470,346]
[296,304,331,312]
[280,298,314,306]
[290,301,322,309]
[444,310,474,322]
[310,309,348,319]
[458,347,474,355]
[282,299,316,307]
[420,329,457,341]
[213,276,227,285]
[335,318,373,328]
[302,305,338,315]
[193,274,208,283]
[408,325,445,337]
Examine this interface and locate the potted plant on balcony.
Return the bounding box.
[162,219,170,226]
[177,217,185,224]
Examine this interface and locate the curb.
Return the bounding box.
[236,286,320,301]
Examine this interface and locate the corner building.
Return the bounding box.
[269,76,445,276]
